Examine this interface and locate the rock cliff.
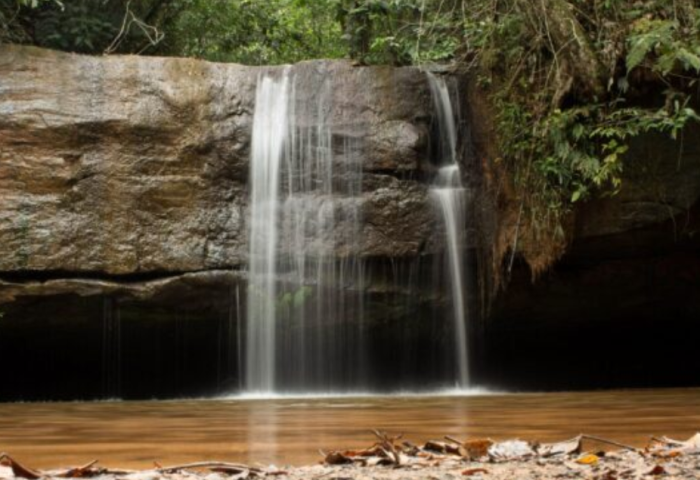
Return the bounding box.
[1,45,699,399]
[0,45,437,304]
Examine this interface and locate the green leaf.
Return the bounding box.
[626,34,656,71]
[677,48,700,72]
[571,190,582,202]
[279,292,293,308]
[292,286,313,308]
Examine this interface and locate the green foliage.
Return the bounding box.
[337,0,417,64]
[453,0,700,236]
[1,0,167,54]
[36,1,117,53]
[627,17,700,74]
[508,100,699,209]
[17,0,55,7]
[321,1,691,251]
[336,0,462,65]
[160,0,346,65]
[276,286,314,312]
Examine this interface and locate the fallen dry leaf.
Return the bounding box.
[576,454,600,465]
[649,433,700,457]
[462,467,489,476]
[463,440,494,460]
[647,465,666,476]
[423,440,466,457]
[538,437,582,457]
[488,440,535,462]
[0,453,42,479]
[597,470,618,480]
[323,451,353,465]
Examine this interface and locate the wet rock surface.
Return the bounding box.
[576,129,700,238]
[0,46,434,286]
[480,120,700,391]
[0,270,243,307]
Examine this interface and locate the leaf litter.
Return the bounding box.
[2,432,700,480]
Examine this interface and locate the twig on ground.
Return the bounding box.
[56,459,100,478]
[0,453,42,480]
[372,429,403,466]
[156,461,258,474]
[444,435,464,446]
[580,434,639,452]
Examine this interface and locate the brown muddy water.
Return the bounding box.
[2,389,700,469]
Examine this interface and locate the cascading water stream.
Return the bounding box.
[246,68,470,394]
[427,72,470,388]
[246,69,364,394]
[246,72,290,393]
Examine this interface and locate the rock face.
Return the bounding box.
[478,124,700,391]
[1,45,700,399]
[0,46,452,400]
[0,45,435,281]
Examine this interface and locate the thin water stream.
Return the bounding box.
[246,68,366,393]
[2,389,700,469]
[427,72,469,387]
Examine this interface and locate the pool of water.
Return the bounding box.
[2,388,700,469]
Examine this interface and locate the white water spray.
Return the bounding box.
[246,72,290,392]
[427,72,470,387]
[246,69,364,393]
[245,68,470,394]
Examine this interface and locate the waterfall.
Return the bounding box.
[245,68,470,394]
[246,72,290,393]
[427,72,470,388]
[246,69,364,393]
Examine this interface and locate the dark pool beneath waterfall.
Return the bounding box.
[2,388,700,469]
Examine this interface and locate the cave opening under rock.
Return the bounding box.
[1,232,699,402]
[477,222,700,392]
[0,256,477,401]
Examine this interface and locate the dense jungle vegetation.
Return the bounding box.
[2,0,699,245]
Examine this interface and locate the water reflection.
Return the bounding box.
[1,389,700,469]
[246,401,279,465]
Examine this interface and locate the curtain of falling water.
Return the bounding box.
[427,72,470,388]
[246,69,365,393]
[278,75,365,391]
[247,68,470,394]
[246,72,290,393]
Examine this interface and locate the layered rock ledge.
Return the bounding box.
[0,45,436,295]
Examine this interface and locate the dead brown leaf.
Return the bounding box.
[463,440,494,460]
[424,440,454,455]
[596,470,618,480]
[462,467,489,476]
[649,433,700,458]
[647,465,666,476]
[0,453,42,479]
[576,454,600,465]
[538,437,582,457]
[55,460,101,478]
[323,451,354,465]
